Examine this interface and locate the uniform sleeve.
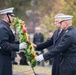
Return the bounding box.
[0,27,19,51]
[36,36,53,50]
[43,34,72,61]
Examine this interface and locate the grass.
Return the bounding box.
[13,65,52,75]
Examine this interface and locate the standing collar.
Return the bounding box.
[66,26,74,30]
[65,26,74,33]
[1,20,10,27]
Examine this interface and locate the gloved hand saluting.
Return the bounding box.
[19,42,27,50]
[36,54,44,62]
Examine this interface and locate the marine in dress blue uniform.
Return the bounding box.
[36,15,76,75]
[0,7,27,75]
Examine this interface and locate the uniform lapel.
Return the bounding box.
[55,30,65,43]
[54,30,59,42]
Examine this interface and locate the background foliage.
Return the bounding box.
[0,0,76,38]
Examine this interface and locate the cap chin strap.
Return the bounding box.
[7,13,11,23]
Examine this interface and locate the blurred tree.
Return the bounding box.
[0,0,76,33]
[8,0,32,20]
[40,14,56,39]
[64,0,76,27]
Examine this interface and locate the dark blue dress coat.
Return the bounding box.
[0,20,19,75]
[43,26,76,75]
[36,29,65,75]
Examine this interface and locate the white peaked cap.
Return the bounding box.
[54,13,65,19]
[56,15,73,20]
[35,27,41,30]
[0,7,14,15]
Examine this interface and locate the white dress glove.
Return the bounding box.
[36,54,44,62]
[19,42,27,50]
